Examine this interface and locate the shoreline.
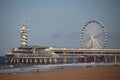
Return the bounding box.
[0,63,120,74]
[0,66,120,80]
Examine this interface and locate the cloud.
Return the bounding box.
[52,31,64,38]
[65,32,80,40]
[52,31,80,40]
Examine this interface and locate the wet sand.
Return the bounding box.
[0,66,120,80]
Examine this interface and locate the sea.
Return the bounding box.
[0,56,6,66]
[0,56,120,74]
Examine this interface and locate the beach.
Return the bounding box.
[0,66,120,80]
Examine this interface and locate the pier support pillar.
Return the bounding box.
[115,55,118,63]
[44,58,47,63]
[22,58,24,63]
[53,58,57,64]
[84,57,87,63]
[34,58,37,63]
[94,55,97,63]
[10,59,13,63]
[26,58,28,63]
[30,59,32,63]
[39,59,42,63]
[104,55,106,63]
[64,56,66,63]
[74,57,76,63]
[14,59,16,63]
[49,58,52,64]
[16,59,19,63]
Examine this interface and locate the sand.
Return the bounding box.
[0,66,120,80]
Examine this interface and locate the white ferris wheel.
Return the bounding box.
[80,20,108,49]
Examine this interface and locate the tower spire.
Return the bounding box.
[23,19,25,25]
[19,22,29,47]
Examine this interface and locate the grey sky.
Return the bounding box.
[0,0,120,56]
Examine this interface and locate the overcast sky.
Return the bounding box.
[0,0,120,56]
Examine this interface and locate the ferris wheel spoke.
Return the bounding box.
[93,22,97,34]
[92,39,97,48]
[85,26,92,35]
[94,39,102,49]
[84,38,89,44]
[92,22,97,34]
[90,23,94,35]
[86,39,92,48]
[96,38,105,47]
[96,28,103,36]
[95,23,100,34]
[83,31,90,37]
[93,39,100,49]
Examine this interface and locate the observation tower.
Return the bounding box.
[19,24,29,47]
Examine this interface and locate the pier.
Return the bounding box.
[6,46,120,64]
[5,20,120,64]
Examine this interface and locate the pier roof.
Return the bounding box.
[18,45,49,49]
[50,48,120,53]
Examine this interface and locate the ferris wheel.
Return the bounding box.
[80,20,107,49]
